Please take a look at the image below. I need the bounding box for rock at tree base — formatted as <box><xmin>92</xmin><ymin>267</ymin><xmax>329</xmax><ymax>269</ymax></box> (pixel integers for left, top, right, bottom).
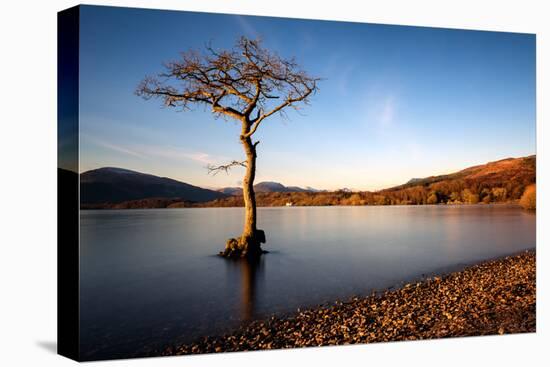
<box><xmin>219</xmin><ymin>230</ymin><xmax>267</xmax><ymax>259</ymax></box>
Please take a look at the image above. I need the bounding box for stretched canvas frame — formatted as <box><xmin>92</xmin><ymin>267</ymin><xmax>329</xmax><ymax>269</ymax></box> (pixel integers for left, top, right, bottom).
<box><xmin>58</xmin><ymin>4</ymin><xmax>536</xmax><ymax>362</ymax></box>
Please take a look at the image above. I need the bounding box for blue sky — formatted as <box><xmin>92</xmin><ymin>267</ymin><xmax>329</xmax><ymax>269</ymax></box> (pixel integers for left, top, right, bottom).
<box><xmin>78</xmin><ymin>5</ymin><xmax>535</xmax><ymax>190</ymax></box>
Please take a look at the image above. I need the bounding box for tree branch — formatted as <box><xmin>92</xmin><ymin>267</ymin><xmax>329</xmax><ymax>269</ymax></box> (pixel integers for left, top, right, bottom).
<box><xmin>207</xmin><ymin>160</ymin><xmax>247</xmax><ymax>175</ymax></box>
<box><xmin>137</xmin><ymin>36</ymin><xmax>320</xmax><ymax>136</ymax></box>
<box><xmin>211</xmin><ymin>91</ymin><xmax>244</xmax><ymax>119</ymax></box>
<box><xmin>244</xmin><ymin>80</ymin><xmax>316</xmax><ymax>138</ymax></box>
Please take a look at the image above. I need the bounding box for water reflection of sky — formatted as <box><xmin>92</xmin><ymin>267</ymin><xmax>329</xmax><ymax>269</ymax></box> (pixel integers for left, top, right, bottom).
<box><xmin>79</xmin><ymin>205</ymin><xmax>535</xmax><ymax>360</ymax></box>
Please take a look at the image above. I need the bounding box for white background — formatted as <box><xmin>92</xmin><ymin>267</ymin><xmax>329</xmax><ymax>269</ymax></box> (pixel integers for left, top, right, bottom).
<box><xmin>0</xmin><ymin>0</ymin><xmax>548</xmax><ymax>366</ymax></box>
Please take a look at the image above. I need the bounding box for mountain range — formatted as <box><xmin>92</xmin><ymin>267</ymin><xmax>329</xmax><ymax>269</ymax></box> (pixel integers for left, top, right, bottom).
<box><xmin>388</xmin><ymin>155</ymin><xmax>535</xmax><ymax>192</ymax></box>
<box><xmin>80</xmin><ymin>167</ymin><xmax>228</xmax><ymax>204</ymax></box>
<box><xmin>80</xmin><ymin>167</ymin><xmax>322</xmax><ymax>206</ymax></box>
<box><xmin>218</xmin><ymin>182</ymin><xmax>325</xmax><ymax>196</ymax></box>
<box><xmin>79</xmin><ymin>155</ymin><xmax>535</xmax><ymax>208</ymax></box>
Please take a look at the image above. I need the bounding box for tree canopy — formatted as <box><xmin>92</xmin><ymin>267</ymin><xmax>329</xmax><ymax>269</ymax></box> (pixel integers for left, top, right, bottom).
<box><xmin>137</xmin><ymin>37</ymin><xmax>319</xmax><ymax>139</ymax></box>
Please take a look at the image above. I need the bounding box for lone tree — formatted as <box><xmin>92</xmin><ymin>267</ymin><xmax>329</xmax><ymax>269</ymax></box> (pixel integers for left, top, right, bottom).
<box><xmin>137</xmin><ymin>37</ymin><xmax>319</xmax><ymax>259</ymax></box>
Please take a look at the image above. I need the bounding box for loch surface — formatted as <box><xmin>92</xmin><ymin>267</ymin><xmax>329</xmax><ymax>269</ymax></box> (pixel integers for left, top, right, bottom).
<box><xmin>79</xmin><ymin>205</ymin><xmax>535</xmax><ymax>359</ymax></box>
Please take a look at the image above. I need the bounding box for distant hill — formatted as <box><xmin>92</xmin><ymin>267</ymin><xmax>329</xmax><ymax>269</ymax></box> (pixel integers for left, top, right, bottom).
<box><xmin>255</xmin><ymin>181</ymin><xmax>303</xmax><ymax>193</ymax></box>
<box><xmin>80</xmin><ymin>167</ymin><xmax>228</xmax><ymax>205</ymax></box>
<box><xmin>219</xmin><ymin>181</ymin><xmax>322</xmax><ymax>196</ymax></box>
<box><xmin>337</xmin><ymin>188</ymin><xmax>354</xmax><ymax>193</ymax></box>
<box><xmin>392</xmin><ymin>155</ymin><xmax>536</xmax><ymax>192</ymax></box>
<box><xmin>304</xmin><ymin>186</ymin><xmax>325</xmax><ymax>193</ymax></box>
<box><xmin>217</xmin><ymin>187</ymin><xmax>243</xmax><ymax>196</ymax></box>
<box><xmin>377</xmin><ymin>155</ymin><xmax>536</xmax><ymax>205</ymax></box>
<box><xmin>198</xmin><ymin>155</ymin><xmax>535</xmax><ymax>207</ymax></box>
<box><xmin>79</xmin><ymin>155</ymin><xmax>535</xmax><ymax>209</ymax></box>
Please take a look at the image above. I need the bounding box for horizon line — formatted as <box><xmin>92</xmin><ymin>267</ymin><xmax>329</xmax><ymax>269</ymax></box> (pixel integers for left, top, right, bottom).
<box><xmin>70</xmin><ymin>153</ymin><xmax>536</xmax><ymax>193</ymax></box>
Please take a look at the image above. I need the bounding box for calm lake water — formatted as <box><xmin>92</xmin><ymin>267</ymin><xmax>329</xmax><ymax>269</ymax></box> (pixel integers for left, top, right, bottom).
<box><xmin>80</xmin><ymin>205</ymin><xmax>535</xmax><ymax>360</ymax></box>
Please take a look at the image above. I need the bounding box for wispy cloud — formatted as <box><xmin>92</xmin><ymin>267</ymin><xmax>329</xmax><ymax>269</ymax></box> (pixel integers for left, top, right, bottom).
<box><xmin>235</xmin><ymin>15</ymin><xmax>260</xmax><ymax>39</ymax></box>
<box><xmin>146</xmin><ymin>146</ymin><xmax>227</xmax><ymax>166</ymax></box>
<box><xmin>184</xmin><ymin>152</ymin><xmax>216</xmax><ymax>165</ymax></box>
<box><xmin>85</xmin><ymin>135</ymin><xmax>145</xmax><ymax>158</ymax></box>
<box><xmin>379</xmin><ymin>96</ymin><xmax>395</xmax><ymax>127</ymax></box>
<box><xmin>323</xmin><ymin>54</ymin><xmax>357</xmax><ymax>97</ymax></box>
<box><xmin>84</xmin><ymin>134</ymin><xmax>230</xmax><ymax>166</ymax></box>
<box><xmin>360</xmin><ymin>91</ymin><xmax>399</xmax><ymax>133</ymax></box>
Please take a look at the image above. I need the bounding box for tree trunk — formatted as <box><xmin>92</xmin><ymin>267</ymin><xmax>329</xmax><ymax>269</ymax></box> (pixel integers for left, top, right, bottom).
<box><xmin>219</xmin><ymin>124</ymin><xmax>266</xmax><ymax>258</ymax></box>
<box><xmin>241</xmin><ymin>135</ymin><xmax>258</xmax><ymax>242</ymax></box>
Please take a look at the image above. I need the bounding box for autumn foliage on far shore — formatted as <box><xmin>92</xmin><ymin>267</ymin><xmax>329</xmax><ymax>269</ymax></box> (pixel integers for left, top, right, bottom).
<box><xmin>195</xmin><ymin>155</ymin><xmax>536</xmax><ymax>208</ymax></box>
<box><xmin>81</xmin><ymin>155</ymin><xmax>536</xmax><ymax>210</ymax></box>
<box><xmin>520</xmin><ymin>184</ymin><xmax>536</xmax><ymax>210</ymax></box>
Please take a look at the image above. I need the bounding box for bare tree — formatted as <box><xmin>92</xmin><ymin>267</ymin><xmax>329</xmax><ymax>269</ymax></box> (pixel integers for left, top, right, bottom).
<box><xmin>137</xmin><ymin>37</ymin><xmax>319</xmax><ymax>258</ymax></box>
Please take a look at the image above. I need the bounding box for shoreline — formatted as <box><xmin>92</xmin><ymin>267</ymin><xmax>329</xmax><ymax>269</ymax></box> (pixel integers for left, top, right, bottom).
<box><xmin>161</xmin><ymin>250</ymin><xmax>536</xmax><ymax>356</ymax></box>
<box><xmin>81</xmin><ymin>201</ymin><xmax>524</xmax><ymax>210</ymax></box>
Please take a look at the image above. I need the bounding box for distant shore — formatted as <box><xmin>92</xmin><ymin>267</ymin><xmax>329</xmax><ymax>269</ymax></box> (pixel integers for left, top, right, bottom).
<box><xmin>81</xmin><ymin>199</ymin><xmax>523</xmax><ymax>210</ymax></box>
<box><xmin>161</xmin><ymin>250</ymin><xmax>535</xmax><ymax>355</ymax></box>
<box><xmin>79</xmin><ymin>155</ymin><xmax>536</xmax><ymax>210</ymax></box>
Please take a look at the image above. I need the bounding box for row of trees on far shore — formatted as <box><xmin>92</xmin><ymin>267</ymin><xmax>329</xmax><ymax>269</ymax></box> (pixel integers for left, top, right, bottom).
<box><xmin>376</xmin><ymin>179</ymin><xmax>531</xmax><ymax>206</ymax></box>
<box><xmin>519</xmin><ymin>184</ymin><xmax>536</xmax><ymax>210</ymax></box>
<box><xmin>80</xmin><ymin>155</ymin><xmax>536</xmax><ymax>210</ymax></box>
<box><xmin>198</xmin><ymin>179</ymin><xmax>535</xmax><ymax>208</ymax></box>
<box><xmin>81</xmin><ymin>181</ymin><xmax>536</xmax><ymax>210</ymax></box>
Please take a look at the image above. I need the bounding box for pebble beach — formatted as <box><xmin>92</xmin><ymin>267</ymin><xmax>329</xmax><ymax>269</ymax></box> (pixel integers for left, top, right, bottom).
<box><xmin>163</xmin><ymin>250</ymin><xmax>535</xmax><ymax>355</ymax></box>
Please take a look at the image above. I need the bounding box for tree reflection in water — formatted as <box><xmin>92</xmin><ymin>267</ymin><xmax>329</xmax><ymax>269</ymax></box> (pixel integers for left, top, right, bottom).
<box><xmin>225</xmin><ymin>256</ymin><xmax>265</xmax><ymax>322</ymax></box>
